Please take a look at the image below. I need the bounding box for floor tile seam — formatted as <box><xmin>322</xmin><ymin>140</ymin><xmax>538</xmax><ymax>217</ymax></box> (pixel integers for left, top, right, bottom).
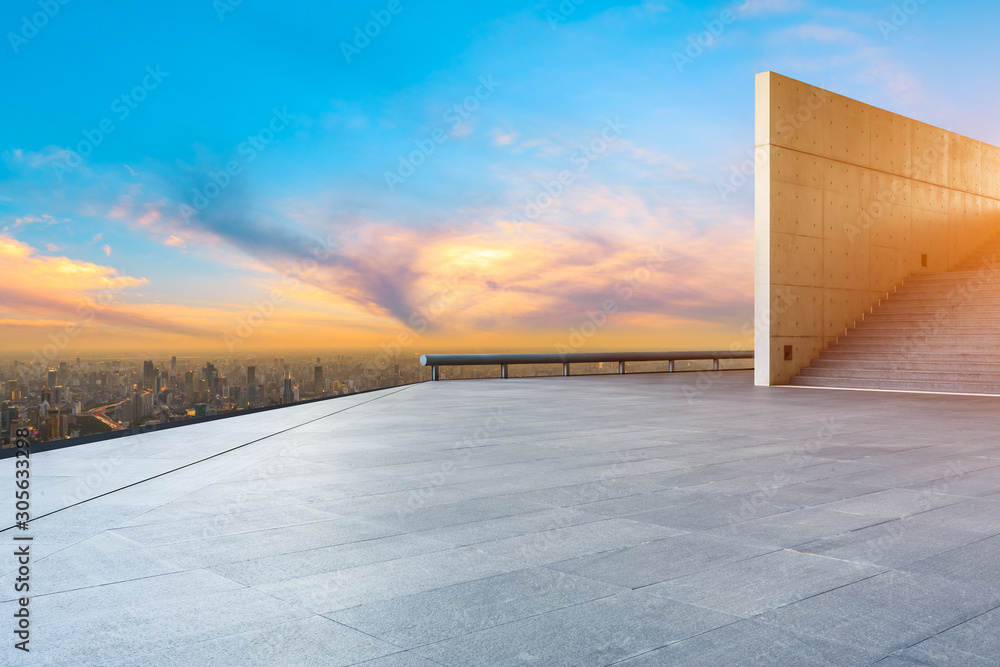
<box><xmin>121</xmin><ymin>604</ymin><xmax>402</xmax><ymax>662</ymax></box>
<box><xmin>860</xmin><ymin>495</ymin><xmax>1000</xmax><ymax>530</ymax></box>
<box><xmin>596</xmin><ymin>546</ymin><xmax>788</xmax><ymax>592</ymax></box>
<box><xmin>345</xmin><ymin>651</ymin><xmax>451</xmax><ymax>667</ymax></box>
<box><xmin>891</xmin><ymin>532</ymin><xmax>1000</xmax><ymax>582</ymax></box>
<box><xmin>363</xmin><ymin>452</ymin><xmax>691</xmax><ymax>479</ymax></box>
<box><xmin>108</xmin><ymin>512</ymin><xmax>386</xmax><ymax>549</ymax></box>
<box><xmin>776</xmin><ymin>517</ymin><xmax>902</xmax><ymax>551</ymax></box>
<box><xmin>339</xmin><ymin>501</ymin><xmax>567</xmax><ymax>532</ymax></box>
<box><xmin>884</xmin><ymin>599</ymin><xmax>1000</xmax><ymax>662</ymax></box>
<box><xmin>462</xmin><ymin>516</ymin><xmax>687</xmax><ymax>555</ymax></box>
<box><xmin>408</xmin><ymin>512</ymin><xmax>612</xmax><ymax>547</ymax></box>
<box><xmin>0</xmin><ymin>525</ymin><xmax>166</xmax><ymax>579</ymax></box>
<box><xmin>0</xmin><ymin>386</ymin><xmax>416</xmax><ymax>536</ymax></box>
<box><xmin>801</xmin><ymin>491</ymin><xmax>978</xmax><ymax>519</ymax></box>
<box><xmin>746</xmin><ymin>570</ymin><xmax>899</xmax><ymax>630</ymax></box>
<box><xmin>144</xmin><ymin>528</ymin><xmax>460</xmax><ymax>571</ymax></box>
<box><xmin>600</xmin><ymin>618</ymin><xmax>765</xmax><ymax>666</ymax></box>
<box><xmin>7</xmin><ymin>566</ymin><xmax>252</xmax><ymax>618</ymax></box>
<box><xmin>357</xmin><ymin>586</ymin><xmax>631</xmax><ymax>654</ymax></box>
<box><xmin>630</xmin><ymin>545</ymin><xmax>865</xmax><ymax>595</ymax></box>
<box><xmin>219</xmin><ymin>538</ymin><xmax>524</xmax><ymax>588</ymax></box>
<box><xmin>117</xmin><ymin>502</ymin><xmax>347</xmax><ymax>532</ymax></box>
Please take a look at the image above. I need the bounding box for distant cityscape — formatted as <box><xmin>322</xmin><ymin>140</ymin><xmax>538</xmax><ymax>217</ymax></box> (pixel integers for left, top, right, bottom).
<box><xmin>0</xmin><ymin>353</ymin><xmax>753</xmax><ymax>447</ymax></box>
<box><xmin>0</xmin><ymin>353</ymin><xmax>437</xmax><ymax>447</ymax></box>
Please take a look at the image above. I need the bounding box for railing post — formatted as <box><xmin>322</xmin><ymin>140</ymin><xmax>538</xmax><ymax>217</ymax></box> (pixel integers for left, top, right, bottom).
<box><xmin>713</xmin><ymin>358</ymin><xmax>719</xmax><ymax>372</ymax></box>
<box><xmin>432</xmin><ymin>366</ymin><xmax>439</xmax><ymax>381</ymax></box>
<box><xmin>501</xmin><ymin>364</ymin><xmax>508</xmax><ymax>379</ymax></box>
<box><xmin>563</xmin><ymin>363</ymin><xmax>570</xmax><ymax>376</ymax></box>
<box><xmin>619</xmin><ymin>361</ymin><xmax>625</xmax><ymax>374</ymax></box>
<box><xmin>668</xmin><ymin>360</ymin><xmax>674</xmax><ymax>372</ymax></box>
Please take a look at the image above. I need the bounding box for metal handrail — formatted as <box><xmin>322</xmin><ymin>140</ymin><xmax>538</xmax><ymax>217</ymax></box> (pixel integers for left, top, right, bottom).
<box><xmin>419</xmin><ymin>351</ymin><xmax>753</xmax><ymax>381</ymax></box>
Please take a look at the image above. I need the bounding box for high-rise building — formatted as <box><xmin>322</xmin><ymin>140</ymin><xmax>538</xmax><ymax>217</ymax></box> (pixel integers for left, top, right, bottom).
<box><xmin>314</xmin><ymin>366</ymin><xmax>324</xmax><ymax>392</ymax></box>
<box><xmin>47</xmin><ymin>369</ymin><xmax>57</xmax><ymax>389</ymax></box>
<box><xmin>143</xmin><ymin>360</ymin><xmax>155</xmax><ymax>390</ymax></box>
<box><xmin>282</xmin><ymin>377</ymin><xmax>295</xmax><ymax>405</ymax></box>
<box><xmin>247</xmin><ymin>366</ymin><xmax>256</xmax><ymax>387</ymax></box>
<box><xmin>170</xmin><ymin>356</ymin><xmax>177</xmax><ymax>373</ymax></box>
<box><xmin>184</xmin><ymin>371</ymin><xmax>196</xmax><ymax>397</ymax></box>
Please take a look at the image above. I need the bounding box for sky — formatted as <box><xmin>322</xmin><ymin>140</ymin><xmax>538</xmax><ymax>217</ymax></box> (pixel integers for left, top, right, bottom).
<box><xmin>2</xmin><ymin>0</ymin><xmax>998</xmax><ymax>359</ymax></box>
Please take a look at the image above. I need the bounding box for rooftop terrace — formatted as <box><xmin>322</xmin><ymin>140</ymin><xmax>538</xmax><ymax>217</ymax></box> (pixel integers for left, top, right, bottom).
<box><xmin>4</xmin><ymin>370</ymin><xmax>1000</xmax><ymax>665</ymax></box>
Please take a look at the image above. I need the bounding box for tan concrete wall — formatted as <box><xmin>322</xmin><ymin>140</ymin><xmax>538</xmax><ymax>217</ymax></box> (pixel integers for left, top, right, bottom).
<box><xmin>755</xmin><ymin>71</ymin><xmax>1000</xmax><ymax>385</ymax></box>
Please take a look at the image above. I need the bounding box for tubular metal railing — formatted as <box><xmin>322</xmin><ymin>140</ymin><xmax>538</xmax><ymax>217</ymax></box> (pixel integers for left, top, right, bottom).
<box><xmin>419</xmin><ymin>351</ymin><xmax>753</xmax><ymax>381</ymax></box>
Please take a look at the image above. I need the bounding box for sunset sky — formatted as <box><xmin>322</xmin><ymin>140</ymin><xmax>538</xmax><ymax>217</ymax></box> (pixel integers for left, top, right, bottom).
<box><xmin>2</xmin><ymin>0</ymin><xmax>997</xmax><ymax>357</ymax></box>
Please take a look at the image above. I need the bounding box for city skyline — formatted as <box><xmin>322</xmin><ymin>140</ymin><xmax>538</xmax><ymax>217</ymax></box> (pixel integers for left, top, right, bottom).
<box><xmin>4</xmin><ymin>1</ymin><xmax>999</xmax><ymax>357</ymax></box>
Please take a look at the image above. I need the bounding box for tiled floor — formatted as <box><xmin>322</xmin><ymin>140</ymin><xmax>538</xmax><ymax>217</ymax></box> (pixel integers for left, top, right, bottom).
<box><xmin>3</xmin><ymin>371</ymin><xmax>1000</xmax><ymax>665</ymax></box>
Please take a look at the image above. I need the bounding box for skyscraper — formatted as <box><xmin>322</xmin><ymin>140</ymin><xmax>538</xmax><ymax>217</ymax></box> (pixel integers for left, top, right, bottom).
<box><xmin>170</xmin><ymin>356</ymin><xmax>177</xmax><ymax>373</ymax></box>
<box><xmin>314</xmin><ymin>365</ymin><xmax>324</xmax><ymax>392</ymax></box>
<box><xmin>143</xmin><ymin>360</ymin><xmax>155</xmax><ymax>390</ymax></box>
<box><xmin>282</xmin><ymin>377</ymin><xmax>295</xmax><ymax>405</ymax></box>
<box><xmin>247</xmin><ymin>365</ymin><xmax>256</xmax><ymax>387</ymax></box>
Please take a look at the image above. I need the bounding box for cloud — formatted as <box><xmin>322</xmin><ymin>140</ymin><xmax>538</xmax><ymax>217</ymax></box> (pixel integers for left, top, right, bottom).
<box><xmin>737</xmin><ymin>0</ymin><xmax>806</xmax><ymax>17</ymax></box>
<box><xmin>777</xmin><ymin>24</ymin><xmax>860</xmax><ymax>43</ymax></box>
<box><xmin>102</xmin><ymin>244</ymin><xmax>112</xmax><ymax>256</ymax></box>
<box><xmin>494</xmin><ymin>130</ymin><xmax>517</xmax><ymax>146</ymax></box>
<box><xmin>0</xmin><ymin>235</ymin><xmax>214</xmax><ymax>342</ymax></box>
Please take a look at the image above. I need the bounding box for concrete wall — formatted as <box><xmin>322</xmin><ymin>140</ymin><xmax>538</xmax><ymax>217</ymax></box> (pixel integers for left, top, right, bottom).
<box><xmin>755</xmin><ymin>71</ymin><xmax>1000</xmax><ymax>385</ymax></box>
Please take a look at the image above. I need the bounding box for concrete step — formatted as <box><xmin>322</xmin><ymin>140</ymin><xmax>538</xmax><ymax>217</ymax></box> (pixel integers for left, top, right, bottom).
<box><xmin>842</xmin><ymin>336</ymin><xmax>1000</xmax><ymax>345</ymax></box>
<box><xmin>797</xmin><ymin>367</ymin><xmax>1000</xmax><ymax>382</ymax></box>
<box><xmin>810</xmin><ymin>359</ymin><xmax>1000</xmax><ymax>373</ymax></box>
<box><xmin>887</xmin><ymin>287</ymin><xmax>1000</xmax><ymax>298</ymax></box>
<box><xmin>869</xmin><ymin>305</ymin><xmax>994</xmax><ymax>313</ymax></box>
<box><xmin>789</xmin><ymin>234</ymin><xmax>1000</xmax><ymax>393</ymax></box>
<box><xmin>789</xmin><ymin>375</ymin><xmax>1000</xmax><ymax>393</ymax></box>
<box><xmin>828</xmin><ymin>343</ymin><xmax>1000</xmax><ymax>354</ymax></box>
<box><xmin>903</xmin><ymin>272</ymin><xmax>1000</xmax><ymax>284</ymax></box>
<box><xmin>855</xmin><ymin>321</ymin><xmax>1000</xmax><ymax>331</ymax></box>
<box><xmin>859</xmin><ymin>315</ymin><xmax>1000</xmax><ymax>325</ymax></box>
<box><xmin>820</xmin><ymin>350</ymin><xmax>994</xmax><ymax>362</ymax></box>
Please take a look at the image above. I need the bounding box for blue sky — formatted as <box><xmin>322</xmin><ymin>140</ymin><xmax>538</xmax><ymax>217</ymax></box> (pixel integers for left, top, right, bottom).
<box><xmin>1</xmin><ymin>0</ymin><xmax>996</xmax><ymax>355</ymax></box>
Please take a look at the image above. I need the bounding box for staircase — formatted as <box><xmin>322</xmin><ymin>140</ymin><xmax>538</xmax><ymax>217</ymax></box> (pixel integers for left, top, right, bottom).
<box><xmin>791</xmin><ymin>235</ymin><xmax>1000</xmax><ymax>394</ymax></box>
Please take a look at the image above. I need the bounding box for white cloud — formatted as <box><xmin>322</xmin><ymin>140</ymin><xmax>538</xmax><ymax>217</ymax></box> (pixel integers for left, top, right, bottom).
<box><xmin>737</xmin><ymin>0</ymin><xmax>806</xmax><ymax>17</ymax></box>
